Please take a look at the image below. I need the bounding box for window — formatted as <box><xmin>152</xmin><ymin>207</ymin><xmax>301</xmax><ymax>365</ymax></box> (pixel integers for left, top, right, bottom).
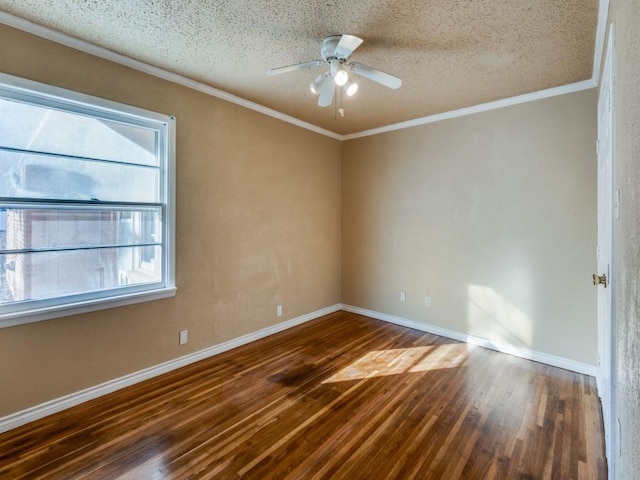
<box><xmin>0</xmin><ymin>73</ymin><xmax>176</xmax><ymax>328</ymax></box>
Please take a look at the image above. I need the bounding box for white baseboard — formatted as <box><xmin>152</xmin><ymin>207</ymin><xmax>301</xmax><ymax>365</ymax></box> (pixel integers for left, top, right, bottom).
<box><xmin>0</xmin><ymin>304</ymin><xmax>341</xmax><ymax>434</ymax></box>
<box><xmin>1</xmin><ymin>303</ymin><xmax>595</xmax><ymax>434</ymax></box>
<box><xmin>341</xmin><ymin>304</ymin><xmax>597</xmax><ymax>377</ymax></box>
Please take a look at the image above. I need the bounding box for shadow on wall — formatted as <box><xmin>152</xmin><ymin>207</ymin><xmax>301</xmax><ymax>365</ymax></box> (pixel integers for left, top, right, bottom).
<box><xmin>467</xmin><ymin>284</ymin><xmax>533</xmax><ymax>350</ymax></box>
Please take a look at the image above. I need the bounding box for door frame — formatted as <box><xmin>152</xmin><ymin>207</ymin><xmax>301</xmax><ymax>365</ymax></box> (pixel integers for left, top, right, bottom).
<box><xmin>596</xmin><ymin>24</ymin><xmax>615</xmax><ymax>478</ymax></box>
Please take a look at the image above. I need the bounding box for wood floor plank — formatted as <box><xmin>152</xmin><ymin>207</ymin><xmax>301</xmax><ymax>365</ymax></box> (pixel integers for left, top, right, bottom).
<box><xmin>0</xmin><ymin>311</ymin><xmax>607</xmax><ymax>479</ymax></box>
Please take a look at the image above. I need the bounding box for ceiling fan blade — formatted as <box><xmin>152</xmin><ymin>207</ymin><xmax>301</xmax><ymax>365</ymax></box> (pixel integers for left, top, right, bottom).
<box><xmin>334</xmin><ymin>34</ymin><xmax>363</xmax><ymax>58</ymax></box>
<box><xmin>267</xmin><ymin>60</ymin><xmax>323</xmax><ymax>76</ymax></box>
<box><xmin>349</xmin><ymin>62</ymin><xmax>402</xmax><ymax>89</ymax></box>
<box><xmin>318</xmin><ymin>76</ymin><xmax>335</xmax><ymax>107</ymax></box>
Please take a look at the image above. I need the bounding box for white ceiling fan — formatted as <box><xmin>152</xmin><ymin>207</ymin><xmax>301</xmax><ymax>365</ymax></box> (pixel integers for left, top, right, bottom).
<box><xmin>267</xmin><ymin>34</ymin><xmax>402</xmax><ymax>108</ymax></box>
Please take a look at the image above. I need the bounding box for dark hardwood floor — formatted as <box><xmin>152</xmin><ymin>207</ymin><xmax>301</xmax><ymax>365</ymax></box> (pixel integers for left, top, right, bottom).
<box><xmin>0</xmin><ymin>311</ymin><xmax>606</xmax><ymax>479</ymax></box>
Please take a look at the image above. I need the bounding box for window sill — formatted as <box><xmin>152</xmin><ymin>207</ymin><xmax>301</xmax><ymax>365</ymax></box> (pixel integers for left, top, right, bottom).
<box><xmin>0</xmin><ymin>287</ymin><xmax>177</xmax><ymax>329</ymax></box>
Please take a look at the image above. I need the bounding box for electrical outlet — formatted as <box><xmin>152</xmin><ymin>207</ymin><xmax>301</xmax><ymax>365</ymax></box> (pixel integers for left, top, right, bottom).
<box><xmin>277</xmin><ymin>305</ymin><xmax>283</xmax><ymax>317</ymax></box>
<box><xmin>400</xmin><ymin>291</ymin><xmax>406</xmax><ymax>302</ymax></box>
<box><xmin>179</xmin><ymin>330</ymin><xmax>188</xmax><ymax>346</ymax></box>
<box><xmin>425</xmin><ymin>296</ymin><xmax>431</xmax><ymax>307</ymax></box>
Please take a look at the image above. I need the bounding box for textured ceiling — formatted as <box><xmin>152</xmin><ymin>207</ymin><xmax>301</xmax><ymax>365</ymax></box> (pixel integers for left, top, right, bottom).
<box><xmin>0</xmin><ymin>0</ymin><xmax>599</xmax><ymax>135</ymax></box>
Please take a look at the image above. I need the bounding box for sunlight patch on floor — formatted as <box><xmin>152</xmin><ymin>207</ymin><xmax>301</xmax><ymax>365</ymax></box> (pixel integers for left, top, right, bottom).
<box><xmin>323</xmin><ymin>343</ymin><xmax>469</xmax><ymax>383</ymax></box>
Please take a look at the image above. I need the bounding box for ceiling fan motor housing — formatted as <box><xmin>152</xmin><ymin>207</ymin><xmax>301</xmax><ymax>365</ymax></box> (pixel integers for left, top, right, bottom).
<box><xmin>267</xmin><ymin>34</ymin><xmax>401</xmax><ymax>108</ymax></box>
<box><xmin>321</xmin><ymin>35</ymin><xmax>345</xmax><ymax>61</ymax></box>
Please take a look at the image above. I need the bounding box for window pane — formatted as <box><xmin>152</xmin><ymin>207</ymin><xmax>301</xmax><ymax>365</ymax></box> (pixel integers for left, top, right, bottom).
<box><xmin>0</xmin><ymin>74</ymin><xmax>173</xmax><ymax>325</ymax></box>
<box><xmin>0</xmin><ymin>97</ymin><xmax>158</xmax><ymax>166</ymax></box>
<box><xmin>0</xmin><ymin>150</ymin><xmax>159</xmax><ymax>202</ymax></box>
<box><xmin>0</xmin><ymin>207</ymin><xmax>162</xmax><ymax>251</ymax></box>
<box><xmin>1</xmin><ymin>246</ymin><xmax>162</xmax><ymax>304</ymax></box>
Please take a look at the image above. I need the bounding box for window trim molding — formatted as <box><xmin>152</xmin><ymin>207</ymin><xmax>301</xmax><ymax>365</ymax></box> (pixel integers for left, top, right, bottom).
<box><xmin>0</xmin><ymin>72</ymin><xmax>177</xmax><ymax>328</ymax></box>
<box><xmin>0</xmin><ymin>287</ymin><xmax>177</xmax><ymax>328</ymax></box>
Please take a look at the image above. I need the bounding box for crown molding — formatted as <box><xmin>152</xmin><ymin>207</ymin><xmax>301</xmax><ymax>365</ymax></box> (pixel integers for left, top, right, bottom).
<box><xmin>0</xmin><ymin>11</ymin><xmax>342</xmax><ymax>141</ymax></box>
<box><xmin>345</xmin><ymin>0</ymin><xmax>609</xmax><ymax>141</ymax></box>
<box><xmin>592</xmin><ymin>0</ymin><xmax>610</xmax><ymax>86</ymax></box>
<box><xmin>1</xmin><ymin>8</ymin><xmax>605</xmax><ymax>142</ymax></box>
<box><xmin>342</xmin><ymin>79</ymin><xmax>597</xmax><ymax>140</ymax></box>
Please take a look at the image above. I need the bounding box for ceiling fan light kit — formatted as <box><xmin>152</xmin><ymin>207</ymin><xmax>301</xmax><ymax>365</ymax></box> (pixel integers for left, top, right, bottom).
<box><xmin>267</xmin><ymin>34</ymin><xmax>402</xmax><ymax>109</ymax></box>
<box><xmin>309</xmin><ymin>74</ymin><xmax>324</xmax><ymax>94</ymax></box>
<box><xmin>345</xmin><ymin>81</ymin><xmax>358</xmax><ymax>97</ymax></box>
<box><xmin>333</xmin><ymin>64</ymin><xmax>349</xmax><ymax>86</ymax></box>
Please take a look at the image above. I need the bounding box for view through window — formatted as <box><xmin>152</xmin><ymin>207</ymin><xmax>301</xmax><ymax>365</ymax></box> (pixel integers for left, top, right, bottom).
<box><xmin>0</xmin><ymin>74</ymin><xmax>175</xmax><ymax>326</ymax></box>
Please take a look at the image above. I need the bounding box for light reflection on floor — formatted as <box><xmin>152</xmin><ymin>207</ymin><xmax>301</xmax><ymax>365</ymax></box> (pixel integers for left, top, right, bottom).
<box><xmin>119</xmin><ymin>452</ymin><xmax>167</xmax><ymax>479</ymax></box>
<box><xmin>323</xmin><ymin>343</ymin><xmax>470</xmax><ymax>383</ymax></box>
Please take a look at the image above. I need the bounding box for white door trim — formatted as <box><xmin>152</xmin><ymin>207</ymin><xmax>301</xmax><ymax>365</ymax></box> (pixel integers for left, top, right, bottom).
<box><xmin>597</xmin><ymin>24</ymin><xmax>615</xmax><ymax>479</ymax></box>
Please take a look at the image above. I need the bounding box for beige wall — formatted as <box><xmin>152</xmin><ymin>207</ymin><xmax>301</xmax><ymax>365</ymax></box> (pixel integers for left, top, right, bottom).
<box><xmin>342</xmin><ymin>90</ymin><xmax>597</xmax><ymax>364</ymax></box>
<box><xmin>608</xmin><ymin>0</ymin><xmax>640</xmax><ymax>477</ymax></box>
<box><xmin>0</xmin><ymin>23</ymin><xmax>602</xmax><ymax>421</ymax></box>
<box><xmin>0</xmin><ymin>25</ymin><xmax>342</xmax><ymax>416</ymax></box>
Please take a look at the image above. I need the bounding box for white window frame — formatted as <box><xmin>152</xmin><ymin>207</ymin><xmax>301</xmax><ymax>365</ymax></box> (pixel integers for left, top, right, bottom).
<box><xmin>0</xmin><ymin>72</ymin><xmax>176</xmax><ymax>328</ymax></box>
